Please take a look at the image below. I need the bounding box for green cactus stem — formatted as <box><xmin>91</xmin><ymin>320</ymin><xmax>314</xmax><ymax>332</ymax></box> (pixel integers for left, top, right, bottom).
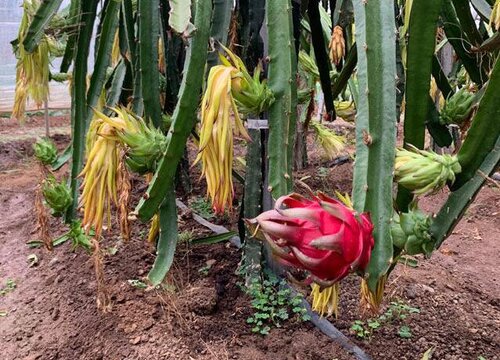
<box><xmin>206</xmin><ymin>0</ymin><xmax>233</xmax><ymax>71</ymax></box>
<box><xmin>403</xmin><ymin>0</ymin><xmax>443</xmax><ymax>150</ymax></box>
<box><xmin>441</xmin><ymin>0</ymin><xmax>487</xmax><ymax>85</ymax></box>
<box><xmin>431</xmin><ymin>136</ymin><xmax>500</xmax><ymax>248</ymax></box>
<box><xmin>147</xmin><ymin>190</ymin><xmax>178</xmax><ymax>286</ymax></box>
<box><xmin>453</xmin><ymin>55</ymin><xmax>500</xmax><ymax>189</ymax></box>
<box><xmin>60</xmin><ymin>0</ymin><xmax>80</xmax><ymax>73</ymax></box>
<box><xmin>139</xmin><ymin>0</ymin><xmax>162</xmax><ymax>127</ymax></box>
<box><xmin>243</xmin><ymin>129</ymin><xmax>263</xmax><ymax>286</ymax></box>
<box><xmin>22</xmin><ymin>0</ymin><xmax>64</xmax><ymax>53</ymax></box>
<box><xmin>266</xmin><ymin>0</ymin><xmax>297</xmax><ymax>199</ymax></box>
<box><xmin>307</xmin><ymin>0</ymin><xmax>335</xmax><ymax>121</ymax></box>
<box><xmin>134</xmin><ymin>0</ymin><xmax>212</xmax><ymax>222</ymax></box>
<box><xmin>352</xmin><ymin>0</ymin><xmax>397</xmax><ymax>292</ymax></box>
<box><xmin>66</xmin><ymin>0</ymin><xmax>99</xmax><ymax>221</ymax></box>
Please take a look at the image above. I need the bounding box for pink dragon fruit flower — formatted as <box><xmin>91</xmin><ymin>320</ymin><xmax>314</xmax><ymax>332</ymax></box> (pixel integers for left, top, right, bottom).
<box><xmin>248</xmin><ymin>192</ymin><xmax>374</xmax><ymax>287</ymax></box>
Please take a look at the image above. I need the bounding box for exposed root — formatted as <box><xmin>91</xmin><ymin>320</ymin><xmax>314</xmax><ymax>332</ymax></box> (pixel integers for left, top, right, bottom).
<box><xmin>92</xmin><ymin>238</ymin><xmax>112</xmax><ymax>313</ymax></box>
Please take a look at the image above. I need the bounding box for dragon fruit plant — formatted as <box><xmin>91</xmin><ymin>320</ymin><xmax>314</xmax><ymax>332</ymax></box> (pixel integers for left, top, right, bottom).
<box><xmin>17</xmin><ymin>0</ymin><xmax>500</xmax><ymax>324</ymax></box>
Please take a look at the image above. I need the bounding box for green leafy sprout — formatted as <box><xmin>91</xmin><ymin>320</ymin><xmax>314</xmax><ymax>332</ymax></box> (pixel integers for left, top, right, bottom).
<box><xmin>350</xmin><ymin>300</ymin><xmax>420</xmax><ymax>339</ymax></box>
<box><xmin>0</xmin><ymin>279</ymin><xmax>17</xmax><ymax>296</ymax></box>
<box><xmin>190</xmin><ymin>197</ymin><xmax>216</xmax><ymax>220</ymax></box>
<box><xmin>242</xmin><ymin>269</ymin><xmax>310</xmax><ymax>335</ymax></box>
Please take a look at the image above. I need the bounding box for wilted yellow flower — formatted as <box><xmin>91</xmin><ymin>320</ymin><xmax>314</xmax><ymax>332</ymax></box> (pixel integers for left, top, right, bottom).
<box><xmin>310</xmin><ymin>120</ymin><xmax>345</xmax><ymax>160</ymax></box>
<box><xmin>360</xmin><ymin>276</ymin><xmax>386</xmax><ymax>315</ymax></box>
<box><xmin>311</xmin><ymin>283</ymin><xmax>340</xmax><ymax>317</ymax></box>
<box><xmin>79</xmin><ymin>119</ymin><xmax>121</xmax><ymax>237</ymax></box>
<box><xmin>194</xmin><ymin>65</ymin><xmax>250</xmax><ymax>214</ymax></box>
<box><xmin>194</xmin><ymin>46</ymin><xmax>274</xmax><ymax>213</ymax></box>
<box><xmin>12</xmin><ymin>0</ymin><xmax>50</xmax><ymax>121</ymax></box>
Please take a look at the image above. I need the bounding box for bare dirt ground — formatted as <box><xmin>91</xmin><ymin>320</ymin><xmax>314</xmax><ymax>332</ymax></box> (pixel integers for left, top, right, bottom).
<box><xmin>0</xmin><ymin>116</ymin><xmax>499</xmax><ymax>360</ymax></box>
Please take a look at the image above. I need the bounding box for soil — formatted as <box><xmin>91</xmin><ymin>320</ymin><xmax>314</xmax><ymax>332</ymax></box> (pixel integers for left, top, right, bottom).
<box><xmin>0</xmin><ymin>116</ymin><xmax>499</xmax><ymax>360</ymax></box>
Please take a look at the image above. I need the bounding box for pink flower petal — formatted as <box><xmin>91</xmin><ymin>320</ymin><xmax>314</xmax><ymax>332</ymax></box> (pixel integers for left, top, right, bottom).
<box><xmin>309</xmin><ymin>224</ymin><xmax>345</xmax><ymax>252</ymax></box>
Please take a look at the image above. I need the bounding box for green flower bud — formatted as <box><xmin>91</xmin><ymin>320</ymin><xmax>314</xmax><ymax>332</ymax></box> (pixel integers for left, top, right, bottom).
<box><xmin>391</xmin><ymin>208</ymin><xmax>434</xmax><ymax>256</ymax></box>
<box><xmin>391</xmin><ymin>213</ymin><xmax>407</xmax><ymax>249</ymax></box>
<box><xmin>33</xmin><ymin>138</ymin><xmax>58</xmax><ymax>166</ymax></box>
<box><xmin>440</xmin><ymin>88</ymin><xmax>475</xmax><ymax>125</ymax></box>
<box><xmin>394</xmin><ymin>145</ymin><xmax>461</xmax><ymax>195</ymax></box>
<box><xmin>94</xmin><ymin>107</ymin><xmax>169</xmax><ymax>175</ymax></box>
<box><xmin>232</xmin><ymin>62</ymin><xmax>275</xmax><ymax>116</ymax></box>
<box><xmin>119</xmin><ymin>125</ymin><xmax>168</xmax><ymax>175</ymax></box>
<box><xmin>42</xmin><ymin>175</ymin><xmax>72</xmax><ymax>217</ymax></box>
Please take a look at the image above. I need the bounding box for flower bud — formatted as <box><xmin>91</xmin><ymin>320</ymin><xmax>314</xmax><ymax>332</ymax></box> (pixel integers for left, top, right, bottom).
<box><xmin>33</xmin><ymin>138</ymin><xmax>58</xmax><ymax>166</ymax></box>
<box><xmin>392</xmin><ymin>208</ymin><xmax>434</xmax><ymax>256</ymax></box>
<box><xmin>42</xmin><ymin>175</ymin><xmax>72</xmax><ymax>217</ymax></box>
<box><xmin>394</xmin><ymin>145</ymin><xmax>461</xmax><ymax>195</ymax></box>
<box><xmin>440</xmin><ymin>88</ymin><xmax>475</xmax><ymax>125</ymax></box>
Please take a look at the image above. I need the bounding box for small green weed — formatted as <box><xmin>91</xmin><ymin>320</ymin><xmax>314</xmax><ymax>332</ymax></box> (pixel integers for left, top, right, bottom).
<box><xmin>380</xmin><ymin>301</ymin><xmax>420</xmax><ymax>321</ymax></box>
<box><xmin>244</xmin><ymin>270</ymin><xmax>310</xmax><ymax>335</ymax></box>
<box><xmin>317</xmin><ymin>167</ymin><xmax>330</xmax><ymax>178</ymax></box>
<box><xmin>178</xmin><ymin>230</ymin><xmax>195</xmax><ymax>243</ymax></box>
<box><xmin>350</xmin><ymin>319</ymin><xmax>381</xmax><ymax>338</ymax></box>
<box><xmin>351</xmin><ymin>320</ymin><xmax>370</xmax><ymax>338</ymax></box>
<box><xmin>0</xmin><ymin>279</ymin><xmax>16</xmax><ymax>296</ymax></box>
<box><xmin>127</xmin><ymin>279</ymin><xmax>148</xmax><ymax>289</ymax></box>
<box><xmin>398</xmin><ymin>325</ymin><xmax>412</xmax><ymax>338</ymax></box>
<box><xmin>350</xmin><ymin>300</ymin><xmax>420</xmax><ymax>339</ymax></box>
<box><xmin>190</xmin><ymin>197</ymin><xmax>215</xmax><ymax>220</ymax></box>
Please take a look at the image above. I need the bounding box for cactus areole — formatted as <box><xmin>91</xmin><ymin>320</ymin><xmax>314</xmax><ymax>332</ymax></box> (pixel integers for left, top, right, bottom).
<box><xmin>248</xmin><ymin>193</ymin><xmax>374</xmax><ymax>287</ymax></box>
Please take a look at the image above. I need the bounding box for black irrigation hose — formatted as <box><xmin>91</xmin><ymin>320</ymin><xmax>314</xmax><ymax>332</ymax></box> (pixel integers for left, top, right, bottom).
<box><xmin>286</xmin><ymin>284</ymin><xmax>372</xmax><ymax>360</ymax></box>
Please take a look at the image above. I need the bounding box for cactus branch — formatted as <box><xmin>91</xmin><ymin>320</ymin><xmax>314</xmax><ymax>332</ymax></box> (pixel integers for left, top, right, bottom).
<box><xmin>134</xmin><ymin>0</ymin><xmax>212</xmax><ymax>222</ymax></box>
<box><xmin>139</xmin><ymin>0</ymin><xmax>162</xmax><ymax>127</ymax></box>
<box><xmin>23</xmin><ymin>0</ymin><xmax>64</xmax><ymax>53</ymax></box>
<box><xmin>267</xmin><ymin>0</ymin><xmax>297</xmax><ymax>198</ymax></box>
<box><xmin>453</xmin><ymin>55</ymin><xmax>500</xmax><ymax>188</ymax></box>
<box><xmin>307</xmin><ymin>0</ymin><xmax>335</xmax><ymax>121</ymax></box>
<box><xmin>431</xmin><ymin>136</ymin><xmax>500</xmax><ymax>248</ymax></box>
<box><xmin>352</xmin><ymin>0</ymin><xmax>397</xmax><ymax>291</ymax></box>
<box><xmin>66</xmin><ymin>0</ymin><xmax>99</xmax><ymax>221</ymax></box>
